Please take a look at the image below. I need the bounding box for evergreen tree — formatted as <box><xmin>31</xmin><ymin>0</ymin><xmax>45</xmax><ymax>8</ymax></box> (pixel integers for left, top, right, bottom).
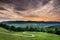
<box><xmin>10</xmin><ymin>26</ymin><xmax>16</xmax><ymax>32</ymax></box>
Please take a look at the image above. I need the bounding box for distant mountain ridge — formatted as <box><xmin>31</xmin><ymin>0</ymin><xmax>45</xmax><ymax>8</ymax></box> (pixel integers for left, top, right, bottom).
<box><xmin>1</xmin><ymin>21</ymin><xmax>60</xmax><ymax>24</ymax></box>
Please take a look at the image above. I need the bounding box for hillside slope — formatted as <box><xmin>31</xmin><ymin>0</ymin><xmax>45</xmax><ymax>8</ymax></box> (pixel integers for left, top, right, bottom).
<box><xmin>0</xmin><ymin>28</ymin><xmax>60</xmax><ymax>40</ymax></box>
<box><xmin>0</xmin><ymin>27</ymin><xmax>9</xmax><ymax>32</ymax></box>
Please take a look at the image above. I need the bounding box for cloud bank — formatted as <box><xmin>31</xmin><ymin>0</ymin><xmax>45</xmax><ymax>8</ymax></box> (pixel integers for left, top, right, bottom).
<box><xmin>0</xmin><ymin>0</ymin><xmax>60</xmax><ymax>21</ymax></box>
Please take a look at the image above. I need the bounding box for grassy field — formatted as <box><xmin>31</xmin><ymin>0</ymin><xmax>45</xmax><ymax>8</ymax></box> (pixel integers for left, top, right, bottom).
<box><xmin>0</xmin><ymin>27</ymin><xmax>60</xmax><ymax>40</ymax></box>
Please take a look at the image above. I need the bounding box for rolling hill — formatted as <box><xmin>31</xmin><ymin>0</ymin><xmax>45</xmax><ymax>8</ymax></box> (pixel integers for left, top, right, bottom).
<box><xmin>0</xmin><ymin>27</ymin><xmax>60</xmax><ymax>40</ymax></box>
<box><xmin>0</xmin><ymin>27</ymin><xmax>9</xmax><ymax>32</ymax></box>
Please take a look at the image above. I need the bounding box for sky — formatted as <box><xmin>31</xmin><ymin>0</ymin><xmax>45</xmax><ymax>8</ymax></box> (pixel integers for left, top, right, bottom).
<box><xmin>0</xmin><ymin>0</ymin><xmax>60</xmax><ymax>21</ymax></box>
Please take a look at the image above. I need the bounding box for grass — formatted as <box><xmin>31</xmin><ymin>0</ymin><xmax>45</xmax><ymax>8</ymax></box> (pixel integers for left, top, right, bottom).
<box><xmin>0</xmin><ymin>27</ymin><xmax>9</xmax><ymax>32</ymax></box>
<box><xmin>0</xmin><ymin>27</ymin><xmax>60</xmax><ymax>40</ymax></box>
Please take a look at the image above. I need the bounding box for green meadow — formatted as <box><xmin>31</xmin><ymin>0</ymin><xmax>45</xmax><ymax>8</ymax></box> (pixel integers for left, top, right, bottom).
<box><xmin>0</xmin><ymin>27</ymin><xmax>60</xmax><ymax>40</ymax></box>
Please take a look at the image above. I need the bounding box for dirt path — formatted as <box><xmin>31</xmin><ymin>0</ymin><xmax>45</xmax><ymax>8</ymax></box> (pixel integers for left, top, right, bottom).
<box><xmin>22</xmin><ymin>32</ymin><xmax>35</xmax><ymax>37</ymax></box>
<box><xmin>0</xmin><ymin>32</ymin><xmax>35</xmax><ymax>37</ymax></box>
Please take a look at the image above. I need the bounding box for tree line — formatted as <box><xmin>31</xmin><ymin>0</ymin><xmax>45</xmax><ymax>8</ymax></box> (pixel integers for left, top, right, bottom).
<box><xmin>0</xmin><ymin>23</ymin><xmax>60</xmax><ymax>35</ymax></box>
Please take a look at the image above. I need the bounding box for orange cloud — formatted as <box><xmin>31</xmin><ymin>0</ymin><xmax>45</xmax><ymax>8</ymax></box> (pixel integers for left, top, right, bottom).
<box><xmin>23</xmin><ymin>17</ymin><xmax>60</xmax><ymax>21</ymax></box>
<box><xmin>0</xmin><ymin>0</ymin><xmax>60</xmax><ymax>22</ymax></box>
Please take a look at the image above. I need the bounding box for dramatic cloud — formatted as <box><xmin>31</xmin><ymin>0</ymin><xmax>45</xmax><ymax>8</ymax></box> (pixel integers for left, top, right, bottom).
<box><xmin>0</xmin><ymin>0</ymin><xmax>60</xmax><ymax>21</ymax></box>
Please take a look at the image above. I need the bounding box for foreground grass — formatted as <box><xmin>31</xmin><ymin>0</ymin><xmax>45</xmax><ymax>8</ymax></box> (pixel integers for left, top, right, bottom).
<box><xmin>0</xmin><ymin>28</ymin><xmax>60</xmax><ymax>40</ymax></box>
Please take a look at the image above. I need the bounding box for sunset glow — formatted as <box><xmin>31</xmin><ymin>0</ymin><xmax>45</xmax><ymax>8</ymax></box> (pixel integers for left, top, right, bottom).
<box><xmin>0</xmin><ymin>0</ymin><xmax>60</xmax><ymax>21</ymax></box>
